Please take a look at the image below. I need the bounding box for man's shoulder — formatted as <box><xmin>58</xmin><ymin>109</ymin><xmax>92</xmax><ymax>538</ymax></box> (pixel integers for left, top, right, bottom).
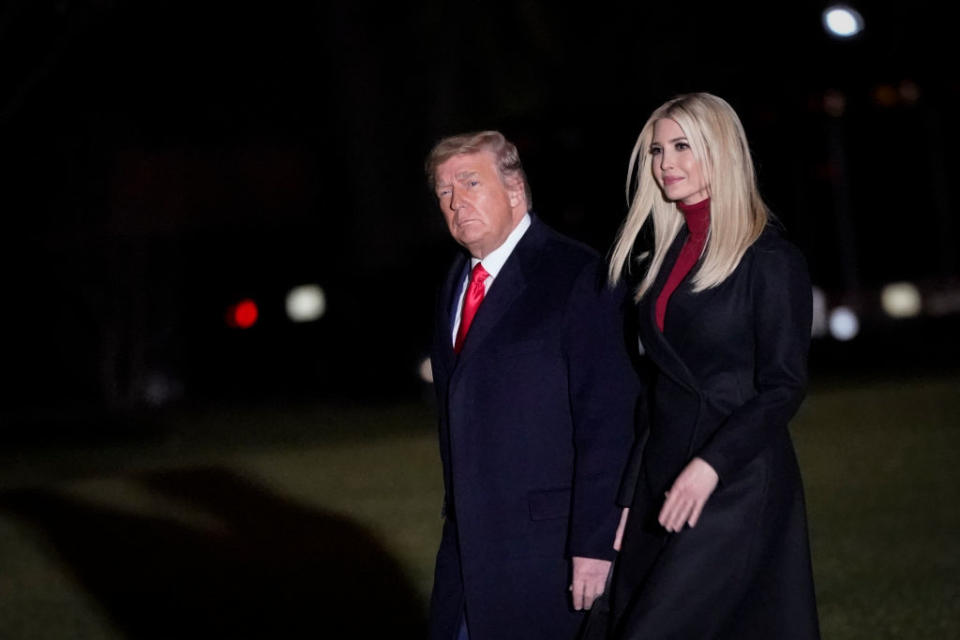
<box><xmin>530</xmin><ymin>216</ymin><xmax>602</xmax><ymax>270</ymax></box>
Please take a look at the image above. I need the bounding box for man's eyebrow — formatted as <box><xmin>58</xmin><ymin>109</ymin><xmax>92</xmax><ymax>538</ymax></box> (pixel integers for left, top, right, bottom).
<box><xmin>436</xmin><ymin>170</ymin><xmax>480</xmax><ymax>190</ymax></box>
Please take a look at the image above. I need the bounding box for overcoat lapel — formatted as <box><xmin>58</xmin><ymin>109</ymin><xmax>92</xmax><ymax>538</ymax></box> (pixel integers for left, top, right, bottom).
<box><xmin>435</xmin><ymin>253</ymin><xmax>468</xmax><ymax>378</ymax></box>
<box><xmin>637</xmin><ymin>228</ymin><xmax>700</xmax><ymax>393</ymax></box>
<box><xmin>448</xmin><ymin>217</ymin><xmax>546</xmax><ymax>389</ymax></box>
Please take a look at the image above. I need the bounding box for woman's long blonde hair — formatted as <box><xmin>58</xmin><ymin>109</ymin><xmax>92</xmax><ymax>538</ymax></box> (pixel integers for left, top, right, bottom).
<box><xmin>608</xmin><ymin>93</ymin><xmax>769</xmax><ymax>300</ymax></box>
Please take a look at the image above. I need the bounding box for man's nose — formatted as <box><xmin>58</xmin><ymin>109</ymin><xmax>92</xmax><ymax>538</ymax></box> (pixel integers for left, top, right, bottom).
<box><xmin>449</xmin><ymin>188</ymin><xmax>464</xmax><ymax>211</ymax></box>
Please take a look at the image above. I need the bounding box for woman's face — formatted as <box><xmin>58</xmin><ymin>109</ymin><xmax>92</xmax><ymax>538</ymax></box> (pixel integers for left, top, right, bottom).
<box><xmin>650</xmin><ymin>118</ymin><xmax>709</xmax><ymax>205</ymax></box>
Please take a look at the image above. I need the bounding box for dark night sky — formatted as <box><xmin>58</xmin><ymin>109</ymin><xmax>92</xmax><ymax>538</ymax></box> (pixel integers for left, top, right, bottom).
<box><xmin>1</xmin><ymin>1</ymin><xmax>957</xmax><ymax>412</ymax></box>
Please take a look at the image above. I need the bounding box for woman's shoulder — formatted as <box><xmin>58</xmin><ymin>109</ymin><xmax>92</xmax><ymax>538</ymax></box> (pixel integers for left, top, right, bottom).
<box><xmin>748</xmin><ymin>224</ymin><xmax>806</xmax><ymax>263</ymax></box>
<box><xmin>743</xmin><ymin>224</ymin><xmax>810</xmax><ymax>287</ymax></box>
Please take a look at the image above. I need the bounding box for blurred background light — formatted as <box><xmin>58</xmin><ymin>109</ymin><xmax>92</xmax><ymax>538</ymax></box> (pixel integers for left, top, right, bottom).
<box><xmin>418</xmin><ymin>357</ymin><xmax>433</xmax><ymax>384</ymax></box>
<box><xmin>829</xmin><ymin>306</ymin><xmax>860</xmax><ymax>341</ymax></box>
<box><xmin>823</xmin><ymin>5</ymin><xmax>864</xmax><ymax>38</ymax></box>
<box><xmin>811</xmin><ymin>286</ymin><xmax>828</xmax><ymax>337</ymax></box>
<box><xmin>926</xmin><ymin>288</ymin><xmax>960</xmax><ymax>317</ymax></box>
<box><xmin>823</xmin><ymin>89</ymin><xmax>847</xmax><ymax>117</ymax></box>
<box><xmin>226</xmin><ymin>299</ymin><xmax>259</xmax><ymax>329</ymax></box>
<box><xmin>899</xmin><ymin>80</ymin><xmax>920</xmax><ymax>104</ymax></box>
<box><xmin>881</xmin><ymin>282</ymin><xmax>922</xmax><ymax>318</ymax></box>
<box><xmin>872</xmin><ymin>84</ymin><xmax>898</xmax><ymax>108</ymax></box>
<box><xmin>143</xmin><ymin>371</ymin><xmax>183</xmax><ymax>408</ymax></box>
<box><xmin>286</xmin><ymin>284</ymin><xmax>327</xmax><ymax>323</ymax></box>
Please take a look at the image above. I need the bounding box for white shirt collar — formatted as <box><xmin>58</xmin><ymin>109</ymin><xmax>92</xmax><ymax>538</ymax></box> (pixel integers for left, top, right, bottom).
<box><xmin>470</xmin><ymin>213</ymin><xmax>531</xmax><ymax>279</ymax></box>
<box><xmin>451</xmin><ymin>214</ymin><xmax>532</xmax><ymax>345</ymax></box>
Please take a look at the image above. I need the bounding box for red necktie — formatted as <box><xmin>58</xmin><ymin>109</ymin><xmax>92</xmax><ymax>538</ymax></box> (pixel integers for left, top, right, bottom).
<box><xmin>454</xmin><ymin>262</ymin><xmax>489</xmax><ymax>354</ymax></box>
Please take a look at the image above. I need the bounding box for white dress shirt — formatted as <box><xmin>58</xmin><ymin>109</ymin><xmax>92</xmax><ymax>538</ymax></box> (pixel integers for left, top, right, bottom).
<box><xmin>451</xmin><ymin>213</ymin><xmax>532</xmax><ymax>344</ymax></box>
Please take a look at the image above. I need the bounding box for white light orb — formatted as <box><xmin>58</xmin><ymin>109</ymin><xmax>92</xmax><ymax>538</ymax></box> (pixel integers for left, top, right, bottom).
<box><xmin>823</xmin><ymin>5</ymin><xmax>864</xmax><ymax>38</ymax></box>
<box><xmin>285</xmin><ymin>284</ymin><xmax>327</xmax><ymax>322</ymax></box>
<box><xmin>881</xmin><ymin>282</ymin><xmax>922</xmax><ymax>318</ymax></box>
<box><xmin>829</xmin><ymin>306</ymin><xmax>860</xmax><ymax>341</ymax></box>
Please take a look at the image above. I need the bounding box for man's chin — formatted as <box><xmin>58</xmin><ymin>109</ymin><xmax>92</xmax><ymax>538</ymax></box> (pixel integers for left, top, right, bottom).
<box><xmin>455</xmin><ymin>230</ymin><xmax>485</xmax><ymax>247</ymax></box>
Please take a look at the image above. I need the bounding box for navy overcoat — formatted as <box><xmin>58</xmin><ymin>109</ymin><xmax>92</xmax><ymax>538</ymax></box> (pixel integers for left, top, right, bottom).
<box><xmin>611</xmin><ymin>225</ymin><xmax>821</xmax><ymax>639</ymax></box>
<box><xmin>428</xmin><ymin>216</ymin><xmax>639</xmax><ymax>640</ymax></box>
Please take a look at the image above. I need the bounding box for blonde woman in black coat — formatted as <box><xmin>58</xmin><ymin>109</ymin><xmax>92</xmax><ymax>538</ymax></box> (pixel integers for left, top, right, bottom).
<box><xmin>607</xmin><ymin>93</ymin><xmax>820</xmax><ymax>639</ymax></box>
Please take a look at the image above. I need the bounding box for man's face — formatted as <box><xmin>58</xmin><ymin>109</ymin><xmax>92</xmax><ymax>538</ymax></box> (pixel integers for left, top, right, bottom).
<box><xmin>434</xmin><ymin>151</ymin><xmax>524</xmax><ymax>259</ymax></box>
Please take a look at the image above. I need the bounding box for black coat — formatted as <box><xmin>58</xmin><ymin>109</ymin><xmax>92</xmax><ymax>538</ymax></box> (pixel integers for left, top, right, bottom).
<box><xmin>428</xmin><ymin>216</ymin><xmax>639</xmax><ymax>640</ymax></box>
<box><xmin>611</xmin><ymin>225</ymin><xmax>821</xmax><ymax>639</ymax></box>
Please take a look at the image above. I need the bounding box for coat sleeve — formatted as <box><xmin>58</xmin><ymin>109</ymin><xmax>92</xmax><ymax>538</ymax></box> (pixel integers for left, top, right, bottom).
<box><xmin>563</xmin><ymin>261</ymin><xmax>641</xmax><ymax>560</ymax></box>
<box><xmin>616</xmin><ymin>422</ymin><xmax>648</xmax><ymax>507</ymax></box>
<box><xmin>696</xmin><ymin>242</ymin><xmax>812</xmax><ymax>482</ymax></box>
<box><xmin>617</xmin><ymin>329</ymin><xmax>653</xmax><ymax>506</ymax></box>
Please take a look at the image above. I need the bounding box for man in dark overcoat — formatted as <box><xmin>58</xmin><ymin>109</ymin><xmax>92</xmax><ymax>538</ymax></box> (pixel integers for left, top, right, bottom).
<box><xmin>424</xmin><ymin>130</ymin><xmax>639</xmax><ymax>640</ymax></box>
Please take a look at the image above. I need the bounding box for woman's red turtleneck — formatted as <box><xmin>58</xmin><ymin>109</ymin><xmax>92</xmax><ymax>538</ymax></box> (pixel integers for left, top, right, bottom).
<box><xmin>655</xmin><ymin>198</ymin><xmax>711</xmax><ymax>331</ymax></box>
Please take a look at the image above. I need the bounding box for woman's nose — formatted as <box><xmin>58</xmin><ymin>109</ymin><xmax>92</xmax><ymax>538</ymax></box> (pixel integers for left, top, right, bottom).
<box><xmin>659</xmin><ymin>151</ymin><xmax>673</xmax><ymax>170</ymax></box>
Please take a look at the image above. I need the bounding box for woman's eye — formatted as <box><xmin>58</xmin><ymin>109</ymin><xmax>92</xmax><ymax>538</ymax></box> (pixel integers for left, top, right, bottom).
<box><xmin>676</xmin><ymin>142</ymin><xmax>689</xmax><ymax>150</ymax></box>
<box><xmin>650</xmin><ymin>147</ymin><xmax>661</xmax><ymax>155</ymax></box>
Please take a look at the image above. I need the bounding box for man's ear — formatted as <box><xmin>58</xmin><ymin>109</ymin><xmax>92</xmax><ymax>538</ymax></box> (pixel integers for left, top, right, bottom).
<box><xmin>506</xmin><ymin>178</ymin><xmax>525</xmax><ymax>209</ymax></box>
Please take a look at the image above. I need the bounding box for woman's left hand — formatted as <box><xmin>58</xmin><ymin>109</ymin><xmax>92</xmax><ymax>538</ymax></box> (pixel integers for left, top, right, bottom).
<box><xmin>658</xmin><ymin>457</ymin><xmax>719</xmax><ymax>532</ymax></box>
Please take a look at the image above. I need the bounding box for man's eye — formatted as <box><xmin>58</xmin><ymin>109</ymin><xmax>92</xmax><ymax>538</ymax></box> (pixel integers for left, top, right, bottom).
<box><xmin>468</xmin><ymin>180</ymin><xmax>480</xmax><ymax>187</ymax></box>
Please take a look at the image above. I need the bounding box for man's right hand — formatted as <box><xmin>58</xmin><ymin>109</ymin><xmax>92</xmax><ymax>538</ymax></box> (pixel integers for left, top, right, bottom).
<box><xmin>570</xmin><ymin>556</ymin><xmax>612</xmax><ymax>610</ymax></box>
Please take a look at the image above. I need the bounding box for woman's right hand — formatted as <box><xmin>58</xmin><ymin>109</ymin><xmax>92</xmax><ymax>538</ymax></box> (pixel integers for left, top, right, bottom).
<box><xmin>613</xmin><ymin>507</ymin><xmax>630</xmax><ymax>551</ymax></box>
<box><xmin>658</xmin><ymin>457</ymin><xmax>719</xmax><ymax>532</ymax></box>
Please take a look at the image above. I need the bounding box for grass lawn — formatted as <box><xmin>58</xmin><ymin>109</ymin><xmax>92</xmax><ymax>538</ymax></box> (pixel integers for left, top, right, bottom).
<box><xmin>797</xmin><ymin>375</ymin><xmax>960</xmax><ymax>639</ymax></box>
<box><xmin>0</xmin><ymin>375</ymin><xmax>957</xmax><ymax>638</ymax></box>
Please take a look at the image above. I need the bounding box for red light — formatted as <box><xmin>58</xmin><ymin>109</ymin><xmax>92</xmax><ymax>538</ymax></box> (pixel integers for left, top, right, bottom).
<box><xmin>226</xmin><ymin>299</ymin><xmax>259</xmax><ymax>329</ymax></box>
